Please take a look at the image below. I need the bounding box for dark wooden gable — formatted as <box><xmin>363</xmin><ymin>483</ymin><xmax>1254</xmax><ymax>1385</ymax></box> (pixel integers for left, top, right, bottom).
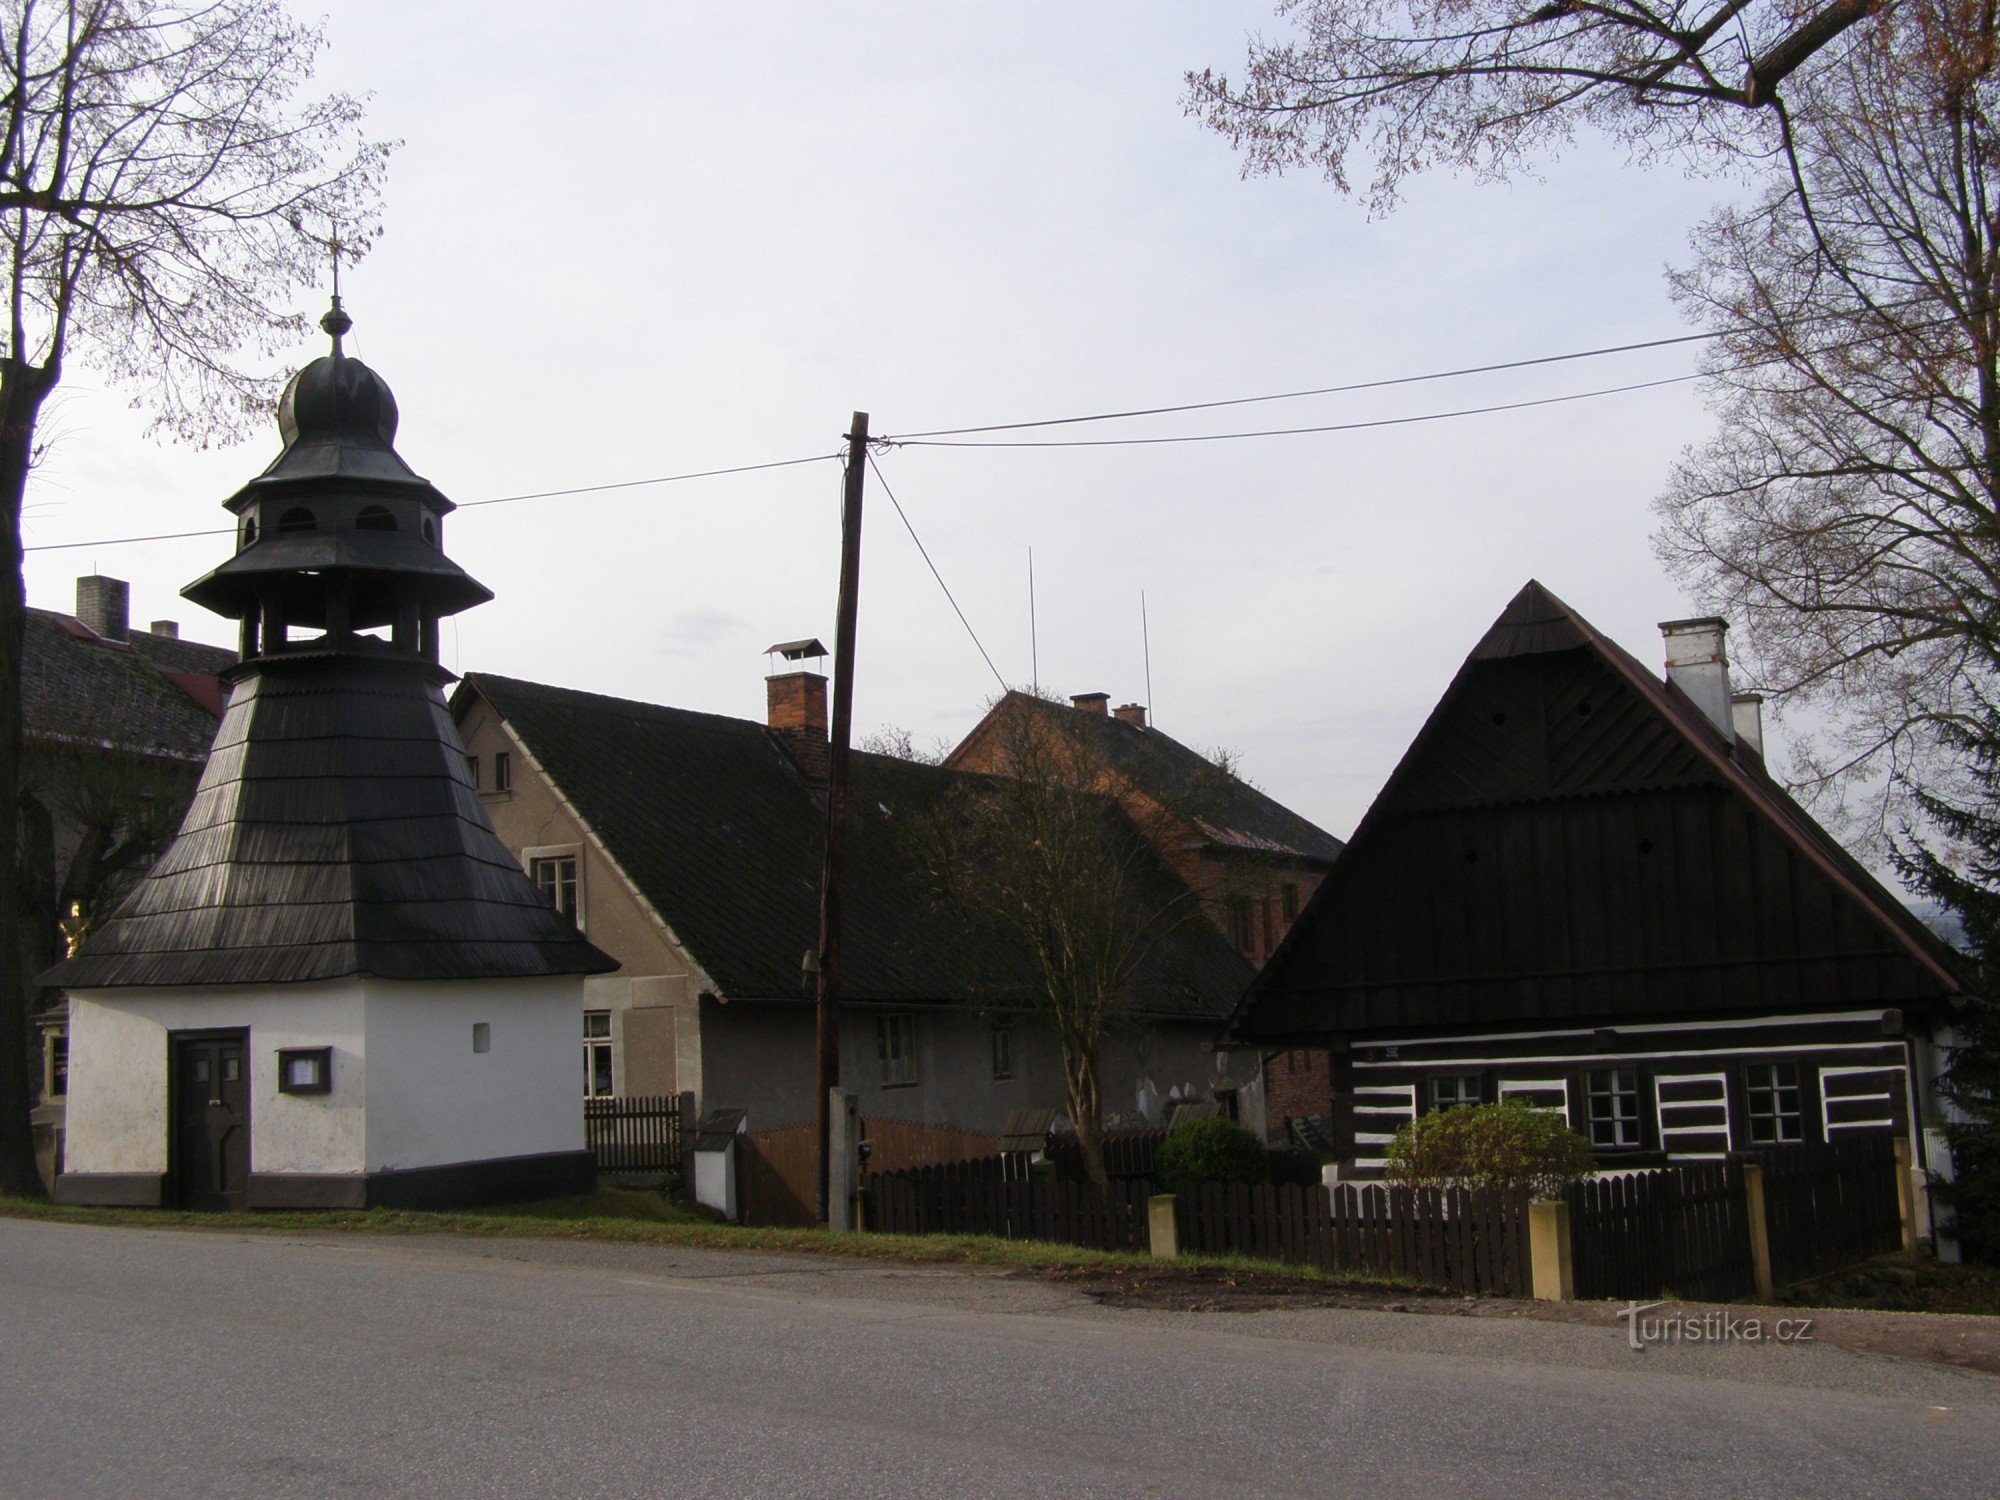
<box><xmin>1237</xmin><ymin>582</ymin><xmax>1965</xmax><ymax>1043</ymax></box>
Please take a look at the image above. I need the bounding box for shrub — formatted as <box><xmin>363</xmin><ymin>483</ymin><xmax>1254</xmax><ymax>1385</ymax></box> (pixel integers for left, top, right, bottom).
<box><xmin>1385</xmin><ymin>1099</ymin><xmax>1595</xmax><ymax>1199</ymax></box>
<box><xmin>1154</xmin><ymin>1115</ymin><xmax>1270</xmax><ymax>1190</ymax></box>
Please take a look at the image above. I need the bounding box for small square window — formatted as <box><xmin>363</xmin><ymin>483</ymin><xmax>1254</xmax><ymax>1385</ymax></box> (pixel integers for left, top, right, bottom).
<box><xmin>277</xmin><ymin>1047</ymin><xmax>332</xmax><ymax>1095</ymax></box>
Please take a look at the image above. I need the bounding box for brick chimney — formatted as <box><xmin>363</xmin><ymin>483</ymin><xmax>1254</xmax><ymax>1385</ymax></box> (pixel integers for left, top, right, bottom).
<box><xmin>149</xmin><ymin>620</ymin><xmax>180</xmax><ymax>639</ymax></box>
<box><xmin>1659</xmin><ymin>617</ymin><xmax>1734</xmax><ymax>743</ymax></box>
<box><xmin>1071</xmin><ymin>692</ymin><xmax>1109</xmax><ymax>716</ymax></box>
<box><xmin>768</xmin><ymin>670</ymin><xmax>829</xmax><ymax>788</ymax></box>
<box><xmin>76</xmin><ymin>575</ymin><xmax>129</xmax><ymax>641</ymax></box>
<box><xmin>1113</xmin><ymin>703</ymin><xmax>1147</xmax><ymax>727</ymax></box>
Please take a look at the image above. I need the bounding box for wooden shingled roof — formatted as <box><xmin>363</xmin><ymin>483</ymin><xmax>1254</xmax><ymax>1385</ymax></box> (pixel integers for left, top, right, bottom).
<box><xmin>1230</xmin><ymin>581</ymin><xmax>1969</xmax><ymax>1044</ymax></box>
<box><xmin>460</xmin><ymin>674</ymin><xmax>1255</xmax><ymax>1018</ymax></box>
<box><xmin>42</xmin><ymin>654</ymin><xmax>615</xmax><ymax>989</ymax></box>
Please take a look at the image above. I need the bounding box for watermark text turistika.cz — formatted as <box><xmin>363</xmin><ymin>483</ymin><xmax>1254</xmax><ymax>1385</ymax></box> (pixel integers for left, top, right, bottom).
<box><xmin>1618</xmin><ymin>1303</ymin><xmax>1815</xmax><ymax>1350</ymax></box>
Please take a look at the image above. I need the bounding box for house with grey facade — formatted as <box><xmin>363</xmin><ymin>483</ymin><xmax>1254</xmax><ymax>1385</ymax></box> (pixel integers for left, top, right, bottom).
<box><xmin>454</xmin><ymin>662</ymin><xmax>1269</xmax><ymax>1137</ymax></box>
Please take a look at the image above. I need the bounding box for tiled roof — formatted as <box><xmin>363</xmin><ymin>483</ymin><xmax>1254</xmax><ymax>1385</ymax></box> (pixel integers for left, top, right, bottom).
<box><xmin>22</xmin><ymin>609</ymin><xmax>235</xmax><ymax>760</ymax></box>
<box><xmin>954</xmin><ymin>692</ymin><xmax>1344</xmax><ymax>864</ymax></box>
<box><xmin>462</xmin><ymin>674</ymin><xmax>1254</xmax><ymax>1018</ymax></box>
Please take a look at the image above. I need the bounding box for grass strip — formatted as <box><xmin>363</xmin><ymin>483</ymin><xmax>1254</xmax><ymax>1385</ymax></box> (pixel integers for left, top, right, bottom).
<box><xmin>0</xmin><ymin>1189</ymin><xmax>1416</xmax><ymax>1288</ymax></box>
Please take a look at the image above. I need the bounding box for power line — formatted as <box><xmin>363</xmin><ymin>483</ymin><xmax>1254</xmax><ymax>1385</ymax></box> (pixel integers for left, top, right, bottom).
<box><xmin>866</xmin><ymin>450</ymin><xmax>1008</xmax><ymax>694</ymax></box>
<box><xmin>888</xmin><ymin>374</ymin><xmax>1700</xmax><ymax>450</ymax></box>
<box><xmin>886</xmin><ymin>330</ymin><xmax>1716</xmax><ymax>440</ymax></box>
<box><xmin>23</xmin><ymin>451</ymin><xmax>839</xmax><ymax>554</ymax></box>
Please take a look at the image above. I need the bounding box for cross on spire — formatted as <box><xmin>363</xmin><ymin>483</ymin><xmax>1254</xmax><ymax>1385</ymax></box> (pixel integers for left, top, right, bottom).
<box><xmin>320</xmin><ymin>220</ymin><xmax>352</xmax><ymax>354</ymax></box>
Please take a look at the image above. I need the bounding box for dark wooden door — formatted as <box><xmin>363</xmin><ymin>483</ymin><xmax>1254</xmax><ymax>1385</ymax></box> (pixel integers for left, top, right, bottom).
<box><xmin>171</xmin><ymin>1031</ymin><xmax>250</xmax><ymax>1211</ymax></box>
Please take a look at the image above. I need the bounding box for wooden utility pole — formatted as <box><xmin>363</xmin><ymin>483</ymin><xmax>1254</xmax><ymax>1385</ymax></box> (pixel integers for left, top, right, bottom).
<box><xmin>816</xmin><ymin>411</ymin><xmax>868</xmax><ymax>1226</ymax></box>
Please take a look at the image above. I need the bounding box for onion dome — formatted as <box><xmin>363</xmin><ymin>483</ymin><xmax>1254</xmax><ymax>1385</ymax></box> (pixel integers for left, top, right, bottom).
<box><xmin>182</xmin><ymin>297</ymin><xmax>491</xmax><ymax>651</ymax></box>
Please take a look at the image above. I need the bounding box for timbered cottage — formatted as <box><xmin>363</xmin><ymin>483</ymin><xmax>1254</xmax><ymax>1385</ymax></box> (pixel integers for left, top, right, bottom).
<box><xmin>42</xmin><ymin>299</ymin><xmax>614</xmax><ymax>1211</ymax></box>
<box><xmin>1227</xmin><ymin>581</ymin><xmax>1971</xmax><ymax>1180</ymax></box>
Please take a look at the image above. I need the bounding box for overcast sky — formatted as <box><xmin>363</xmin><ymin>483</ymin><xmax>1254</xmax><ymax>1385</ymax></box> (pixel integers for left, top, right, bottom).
<box><xmin>21</xmin><ymin>2</ymin><xmax>1741</xmax><ymax>843</ymax></box>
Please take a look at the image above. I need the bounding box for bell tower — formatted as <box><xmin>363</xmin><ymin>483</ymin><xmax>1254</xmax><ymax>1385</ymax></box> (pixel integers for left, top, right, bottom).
<box><xmin>184</xmin><ymin>299</ymin><xmax>489</xmax><ymax>664</ymax></box>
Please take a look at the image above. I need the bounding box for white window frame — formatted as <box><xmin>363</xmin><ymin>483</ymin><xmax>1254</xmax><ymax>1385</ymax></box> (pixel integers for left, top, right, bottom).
<box><xmin>524</xmin><ymin>844</ymin><xmax>585</xmax><ymax>930</ymax></box>
<box><xmin>584</xmin><ymin>1009</ymin><xmax>614</xmax><ymax>1097</ymax></box>
<box><xmin>1429</xmin><ymin>1074</ymin><xmax>1481</xmax><ymax>1111</ymax></box>
<box><xmin>1747</xmin><ymin>1062</ymin><xmax>1806</xmax><ymax>1144</ymax></box>
<box><xmin>1585</xmin><ymin>1067</ymin><xmax>1643</xmax><ymax>1149</ymax></box>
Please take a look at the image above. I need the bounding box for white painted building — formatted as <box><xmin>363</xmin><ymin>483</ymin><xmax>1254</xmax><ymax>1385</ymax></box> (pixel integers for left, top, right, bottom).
<box><xmin>43</xmin><ymin>301</ymin><xmax>614</xmax><ymax>1210</ymax></box>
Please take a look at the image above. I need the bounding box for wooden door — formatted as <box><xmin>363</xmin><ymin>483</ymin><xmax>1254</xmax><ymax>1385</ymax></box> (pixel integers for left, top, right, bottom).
<box><xmin>171</xmin><ymin>1030</ymin><xmax>250</xmax><ymax>1211</ymax></box>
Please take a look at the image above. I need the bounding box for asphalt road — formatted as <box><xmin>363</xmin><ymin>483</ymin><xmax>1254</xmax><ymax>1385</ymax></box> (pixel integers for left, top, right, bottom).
<box><xmin>2</xmin><ymin>1219</ymin><xmax>1997</xmax><ymax>1498</ymax></box>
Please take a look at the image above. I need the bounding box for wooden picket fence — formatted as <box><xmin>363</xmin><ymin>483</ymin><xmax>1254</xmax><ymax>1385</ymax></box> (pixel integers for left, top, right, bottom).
<box><xmin>1752</xmin><ymin>1135</ymin><xmax>1903</xmax><ymax>1285</ymax></box>
<box><xmin>1564</xmin><ymin>1160</ymin><xmax>1756</xmax><ymax>1302</ymax></box>
<box><xmin>1175</xmin><ymin>1180</ymin><xmax>1532</xmax><ymax>1296</ymax></box>
<box><xmin>1042</xmin><ymin>1126</ymin><xmax>1170</xmax><ymax>1182</ymax></box>
<box><xmin>584</xmin><ymin>1094</ymin><xmax>682</xmax><ymax>1174</ymax></box>
<box><xmin>867</xmin><ymin>1162</ymin><xmax>1150</xmax><ymax>1251</ymax></box>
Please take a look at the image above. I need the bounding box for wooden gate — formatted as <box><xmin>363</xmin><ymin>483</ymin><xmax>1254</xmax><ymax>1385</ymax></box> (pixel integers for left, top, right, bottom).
<box><xmin>737</xmin><ymin>1122</ymin><xmax>818</xmax><ymax>1227</ymax></box>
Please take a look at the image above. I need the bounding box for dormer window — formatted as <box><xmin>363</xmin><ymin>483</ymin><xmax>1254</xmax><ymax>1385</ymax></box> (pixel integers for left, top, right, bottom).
<box><xmin>355</xmin><ymin>505</ymin><xmax>396</xmax><ymax>531</ymax></box>
<box><xmin>275</xmin><ymin>506</ymin><xmax>317</xmax><ymax>534</ymax></box>
<box><xmin>242</xmin><ymin>518</ymin><xmax>258</xmax><ymax>546</ymax></box>
<box><xmin>422</xmin><ymin>515</ymin><xmax>437</xmax><ymax>545</ymax></box>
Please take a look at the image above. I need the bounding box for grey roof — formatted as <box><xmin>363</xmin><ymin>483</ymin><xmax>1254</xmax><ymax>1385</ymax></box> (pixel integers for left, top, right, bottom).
<box><xmin>459</xmin><ymin>674</ymin><xmax>1255</xmax><ymax>1019</ymax></box>
<box><xmin>955</xmin><ymin>692</ymin><xmax>1344</xmax><ymax>864</ymax></box>
<box><xmin>41</xmin><ymin>653</ymin><xmax>616</xmax><ymax>990</ymax></box>
<box><xmin>23</xmin><ymin>608</ymin><xmax>234</xmax><ymax>760</ymax></box>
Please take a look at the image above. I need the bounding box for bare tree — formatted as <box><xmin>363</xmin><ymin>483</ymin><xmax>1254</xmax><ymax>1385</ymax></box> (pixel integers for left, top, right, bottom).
<box><xmin>905</xmin><ymin>698</ymin><xmax>1249</xmax><ymax>1186</ymax></box>
<box><xmin>0</xmin><ymin>0</ymin><xmax>390</xmax><ymax>1194</ymax></box>
<box><xmin>1655</xmin><ymin>9</ymin><xmax>2000</xmax><ymax>844</ymax></box>
<box><xmin>1186</xmin><ymin>0</ymin><xmax>1883</xmax><ymax>213</ymax></box>
<box><xmin>1191</xmin><ymin>1</ymin><xmax>2000</xmax><ymax>845</ymax></box>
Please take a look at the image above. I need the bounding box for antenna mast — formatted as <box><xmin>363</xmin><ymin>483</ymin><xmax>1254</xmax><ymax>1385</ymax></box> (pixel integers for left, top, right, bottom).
<box><xmin>1141</xmin><ymin>589</ymin><xmax>1154</xmax><ymax>728</ymax></box>
<box><xmin>1028</xmin><ymin>547</ymin><xmax>1040</xmax><ymax>696</ymax></box>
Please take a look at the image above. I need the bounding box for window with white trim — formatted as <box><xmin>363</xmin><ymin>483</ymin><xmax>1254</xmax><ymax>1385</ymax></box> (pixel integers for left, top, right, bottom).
<box><xmin>529</xmin><ymin>852</ymin><xmax>580</xmax><ymax>926</ymax></box>
<box><xmin>1430</xmin><ymin>1074</ymin><xmax>1481</xmax><ymax>1111</ymax></box>
<box><xmin>1745</xmin><ymin>1062</ymin><xmax>1804</xmax><ymax>1144</ymax></box>
<box><xmin>878</xmin><ymin>1014</ymin><xmax>916</xmax><ymax>1088</ymax></box>
<box><xmin>493</xmin><ymin>750</ymin><xmax>512</xmax><ymax>793</ymax></box>
<box><xmin>584</xmin><ymin>1010</ymin><xmax>613</xmax><ymax>1097</ymax></box>
<box><xmin>1585</xmin><ymin>1068</ymin><xmax>1642</xmax><ymax>1148</ymax></box>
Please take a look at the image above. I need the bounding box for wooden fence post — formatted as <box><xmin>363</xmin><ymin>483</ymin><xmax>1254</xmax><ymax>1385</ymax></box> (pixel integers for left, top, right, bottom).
<box><xmin>1892</xmin><ymin>1137</ymin><xmax>1919</xmax><ymax>1254</ymax></box>
<box><xmin>1528</xmin><ymin>1200</ymin><xmax>1574</xmax><ymax>1302</ymax></box>
<box><xmin>1742</xmin><ymin>1162</ymin><xmax>1775</xmax><ymax>1301</ymax></box>
<box><xmin>1148</xmin><ymin>1193</ymin><xmax>1179</xmax><ymax>1259</ymax></box>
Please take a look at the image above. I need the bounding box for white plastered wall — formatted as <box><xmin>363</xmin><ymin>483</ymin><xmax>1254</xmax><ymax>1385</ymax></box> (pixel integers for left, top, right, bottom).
<box><xmin>361</xmin><ymin>974</ymin><xmax>584</xmax><ymax>1171</ymax></box>
<box><xmin>63</xmin><ymin>980</ymin><xmax>368</xmax><ymax>1176</ymax></box>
